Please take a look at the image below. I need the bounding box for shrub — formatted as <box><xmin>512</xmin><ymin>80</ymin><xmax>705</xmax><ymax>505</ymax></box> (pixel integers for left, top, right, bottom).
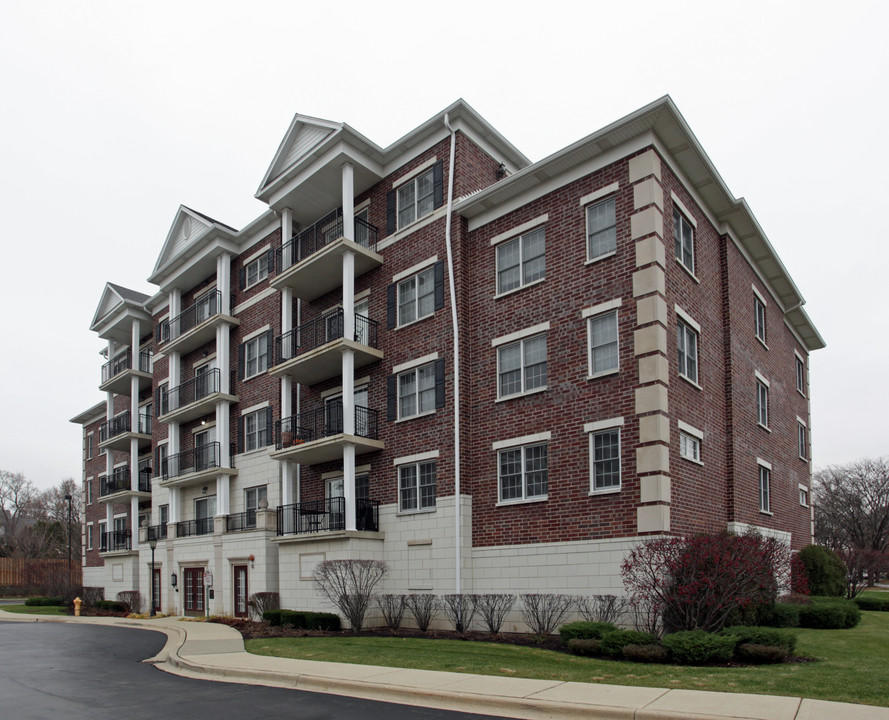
<box><xmin>313</xmin><ymin>559</ymin><xmax>388</xmax><ymax>632</ymax></box>
<box><xmin>566</xmin><ymin>638</ymin><xmax>601</xmax><ymax>657</ymax></box>
<box><xmin>24</xmin><ymin>596</ymin><xmax>47</xmax><ymax>606</ymax></box>
<box><xmin>662</xmin><ymin>630</ymin><xmax>737</xmax><ymax>665</ymax></box>
<box><xmin>94</xmin><ymin>600</ymin><xmax>127</xmax><ymax>613</ymax></box>
<box><xmin>405</xmin><ymin>594</ymin><xmax>439</xmax><ymax>632</ymax></box>
<box><xmin>558</xmin><ymin>621</ymin><xmax>617</xmax><ymax>644</ymax></box>
<box><xmin>575</xmin><ymin>595</ymin><xmax>628</xmax><ymax>624</ymax></box>
<box><xmin>81</xmin><ymin>587</ymin><xmax>105</xmax><ymax>606</ymax></box>
<box><xmin>43</xmin><ymin>596</ymin><xmax>64</xmax><ymax>606</ymax></box>
<box><xmin>623</xmin><ymin>643</ymin><xmax>670</xmax><ymax>663</ymax></box>
<box><xmin>263</xmin><ymin>609</ymin><xmax>284</xmax><ymax>626</ymax></box>
<box><xmin>248</xmin><ymin>592</ymin><xmax>280</xmax><ymax>620</ymax></box>
<box><xmin>766</xmin><ymin>602</ymin><xmax>801</xmax><ymax>628</ymax></box>
<box><xmin>736</xmin><ymin>643</ymin><xmax>787</xmax><ymax>664</ymax></box>
<box><xmin>475</xmin><ymin>594</ymin><xmax>515</xmax><ymax>635</ymax></box>
<box><xmin>854</xmin><ymin>595</ymin><xmax>889</xmax><ymax>612</ymax></box>
<box><xmin>307</xmin><ymin>611</ymin><xmax>341</xmax><ymax>631</ymax></box>
<box><xmin>798</xmin><ymin>545</ymin><xmax>846</xmax><ymax>597</ymax></box>
<box><xmin>279</xmin><ymin>610</ymin><xmax>308</xmax><ymax>628</ymax></box>
<box><xmin>720</xmin><ymin>625</ymin><xmax>797</xmax><ymax>654</ymax></box>
<box><xmin>622</xmin><ymin>531</ymin><xmax>792</xmax><ymax>633</ymax></box>
<box><xmin>599</xmin><ymin>630</ymin><xmax>659</xmax><ymax>658</ymax></box>
<box><xmin>441</xmin><ymin>594</ymin><xmax>478</xmax><ymax>635</ymax></box>
<box><xmin>519</xmin><ymin>594</ymin><xmax>574</xmax><ymax>638</ymax></box>
<box><xmin>799</xmin><ymin>599</ymin><xmax>860</xmax><ymax>629</ymax></box>
<box><xmin>117</xmin><ymin>590</ymin><xmax>143</xmax><ymax>614</ymax></box>
<box><xmin>377</xmin><ymin>594</ymin><xmax>407</xmax><ymax>632</ymax></box>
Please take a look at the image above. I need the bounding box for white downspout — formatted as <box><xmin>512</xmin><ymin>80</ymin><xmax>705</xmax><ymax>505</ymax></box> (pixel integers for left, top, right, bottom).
<box><xmin>443</xmin><ymin>114</ymin><xmax>461</xmax><ymax>594</ymax></box>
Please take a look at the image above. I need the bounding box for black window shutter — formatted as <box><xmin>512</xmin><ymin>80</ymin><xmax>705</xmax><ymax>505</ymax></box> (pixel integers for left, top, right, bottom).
<box><xmin>239</xmin><ymin>267</ymin><xmax>246</xmax><ymax>291</ymax></box>
<box><xmin>433</xmin><ymin>160</ymin><xmax>444</xmax><ymax>209</ymax></box>
<box><xmin>265</xmin><ymin>248</ymin><xmax>275</xmax><ymax>272</ymax></box>
<box><xmin>434</xmin><ymin>261</ymin><xmax>445</xmax><ymax>310</ymax></box>
<box><xmin>435</xmin><ymin>358</ymin><xmax>446</xmax><ymax>409</ymax></box>
<box><xmin>236</xmin><ymin>415</ymin><xmax>245</xmax><ymax>454</ymax></box>
<box><xmin>386</xmin><ymin>283</ymin><xmax>397</xmax><ymax>329</ymax></box>
<box><xmin>386</xmin><ymin>374</ymin><xmax>398</xmax><ymax>421</ymax></box>
<box><xmin>265</xmin><ymin>407</ymin><xmax>273</xmax><ymax>447</ymax></box>
<box><xmin>386</xmin><ymin>189</ymin><xmax>397</xmax><ymax>235</ymax></box>
<box><xmin>238</xmin><ymin>342</ymin><xmax>246</xmax><ymax>380</ymax></box>
<box><xmin>265</xmin><ymin>329</ymin><xmax>275</xmax><ymax>367</ymax></box>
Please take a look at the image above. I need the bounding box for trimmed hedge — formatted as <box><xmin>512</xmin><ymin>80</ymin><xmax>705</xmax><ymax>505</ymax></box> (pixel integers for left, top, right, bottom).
<box><xmin>767</xmin><ymin>602</ymin><xmax>801</xmax><ymax>628</ymax></box>
<box><xmin>94</xmin><ymin>600</ymin><xmax>127</xmax><ymax>612</ymax></box>
<box><xmin>24</xmin><ymin>596</ymin><xmax>64</xmax><ymax>607</ymax></box>
<box><xmin>854</xmin><ymin>595</ymin><xmax>889</xmax><ymax>612</ymax></box>
<box><xmin>720</xmin><ymin>625</ymin><xmax>797</xmax><ymax>654</ymax></box>
<box><xmin>263</xmin><ymin>609</ymin><xmax>342</xmax><ymax>631</ymax></box>
<box><xmin>566</xmin><ymin>638</ymin><xmax>601</xmax><ymax>657</ymax></box>
<box><xmin>798</xmin><ymin>599</ymin><xmax>860</xmax><ymax>629</ymax></box>
<box><xmin>558</xmin><ymin>621</ymin><xmax>617</xmax><ymax>644</ymax></box>
<box><xmin>736</xmin><ymin>643</ymin><xmax>787</xmax><ymax>664</ymax></box>
<box><xmin>623</xmin><ymin>643</ymin><xmax>669</xmax><ymax>663</ymax></box>
<box><xmin>599</xmin><ymin>630</ymin><xmax>659</xmax><ymax>658</ymax></box>
<box><xmin>662</xmin><ymin>630</ymin><xmax>737</xmax><ymax>665</ymax></box>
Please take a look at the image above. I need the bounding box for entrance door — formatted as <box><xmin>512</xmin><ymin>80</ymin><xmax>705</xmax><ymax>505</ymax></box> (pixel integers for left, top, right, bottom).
<box><xmin>183</xmin><ymin>567</ymin><xmax>205</xmax><ymax>615</ymax></box>
<box><xmin>152</xmin><ymin>568</ymin><xmax>161</xmax><ymax>613</ymax></box>
<box><xmin>326</xmin><ymin>477</ymin><xmax>344</xmax><ymax>530</ymax></box>
<box><xmin>195</xmin><ymin>496</ymin><xmax>216</xmax><ymax>535</ymax></box>
<box><xmin>194</xmin><ymin>427</ymin><xmax>215</xmax><ymax>471</ymax></box>
<box><xmin>233</xmin><ymin>565</ymin><xmax>248</xmax><ymax>618</ymax></box>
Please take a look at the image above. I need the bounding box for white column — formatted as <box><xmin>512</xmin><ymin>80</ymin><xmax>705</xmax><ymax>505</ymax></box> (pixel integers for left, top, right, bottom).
<box><xmin>105</xmin><ymin>503</ymin><xmax>114</xmax><ymax>529</ymax></box>
<box><xmin>342</xmin><ymin>163</ymin><xmax>354</xmax><ymax>243</ymax></box>
<box><xmin>216</xmin><ymin>475</ymin><xmax>230</xmax><ymax>516</ymax></box>
<box><xmin>344</xmin><ymin>443</ymin><xmax>356</xmax><ymax>532</ymax></box>
<box><xmin>217</xmin><ymin>253</ymin><xmax>231</xmax><ymax>315</ymax></box>
<box><xmin>131</xmin><ymin>496</ymin><xmax>139</xmax><ymax>548</ymax></box>
<box><xmin>340</xmin><ymin>166</ymin><xmax>357</xmax><ymax>532</ymax></box>
<box><xmin>169</xmin><ymin>487</ymin><xmax>181</xmax><ymax>523</ymax></box>
<box><xmin>130</xmin><ymin>320</ymin><xmax>141</xmax><ymax>428</ymax></box>
<box><xmin>282</xmin><ymin>208</ymin><xmax>293</xmax><ymax>267</ymax></box>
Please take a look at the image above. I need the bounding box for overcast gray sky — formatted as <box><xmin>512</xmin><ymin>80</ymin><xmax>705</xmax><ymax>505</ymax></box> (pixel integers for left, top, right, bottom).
<box><xmin>1</xmin><ymin>1</ymin><xmax>886</xmax><ymax>490</ymax></box>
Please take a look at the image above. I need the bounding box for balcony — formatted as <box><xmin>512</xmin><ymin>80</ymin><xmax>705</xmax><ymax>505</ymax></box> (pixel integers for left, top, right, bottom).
<box><xmin>157</xmin><ymin>368</ymin><xmax>238</xmax><ymax>424</ymax></box>
<box><xmin>100</xmin><ymin>529</ymin><xmax>131</xmax><ymax>553</ymax></box>
<box><xmin>158</xmin><ymin>442</ymin><xmax>237</xmax><ymax>488</ymax></box>
<box><xmin>271</xmin><ymin>308</ymin><xmax>382</xmax><ymax>385</ymax></box>
<box><xmin>99</xmin><ymin>349</ymin><xmax>153</xmax><ymax>395</ymax></box>
<box><xmin>99</xmin><ymin>466</ymin><xmax>151</xmax><ymax>501</ymax></box>
<box><xmin>146</xmin><ymin>524</ymin><xmax>168</xmax><ymax>542</ymax></box>
<box><xmin>98</xmin><ymin>411</ymin><xmax>152</xmax><ymax>452</ymax></box>
<box><xmin>271</xmin><ymin>210</ymin><xmax>382</xmax><ymax>301</ymax></box>
<box><xmin>176</xmin><ymin>518</ymin><xmax>214</xmax><ymax>538</ymax></box>
<box><xmin>155</xmin><ymin>290</ymin><xmax>239</xmax><ymax>356</ymax></box>
<box><xmin>271</xmin><ymin>402</ymin><xmax>383</xmax><ymax>465</ymax></box>
<box><xmin>277</xmin><ymin>497</ymin><xmax>379</xmax><ymax>536</ymax></box>
<box><xmin>226</xmin><ymin>510</ymin><xmax>257</xmax><ymax>532</ymax></box>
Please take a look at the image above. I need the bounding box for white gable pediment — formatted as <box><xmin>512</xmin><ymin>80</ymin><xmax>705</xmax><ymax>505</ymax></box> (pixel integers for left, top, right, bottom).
<box><xmin>151</xmin><ymin>206</ymin><xmax>214</xmax><ymax>277</ymax></box>
<box><xmin>91</xmin><ymin>284</ymin><xmax>126</xmax><ymax>328</ymax></box>
<box><xmin>258</xmin><ymin>114</ymin><xmax>341</xmax><ymax>194</ymax></box>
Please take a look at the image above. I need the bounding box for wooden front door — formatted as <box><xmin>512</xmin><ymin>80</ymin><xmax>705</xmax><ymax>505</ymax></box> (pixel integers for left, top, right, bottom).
<box><xmin>183</xmin><ymin>567</ymin><xmax>204</xmax><ymax>615</ymax></box>
<box><xmin>233</xmin><ymin>565</ymin><xmax>248</xmax><ymax>618</ymax></box>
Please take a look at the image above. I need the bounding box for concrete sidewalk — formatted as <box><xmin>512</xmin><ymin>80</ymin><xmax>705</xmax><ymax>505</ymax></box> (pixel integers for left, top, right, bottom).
<box><xmin>1</xmin><ymin>609</ymin><xmax>885</xmax><ymax>720</ymax></box>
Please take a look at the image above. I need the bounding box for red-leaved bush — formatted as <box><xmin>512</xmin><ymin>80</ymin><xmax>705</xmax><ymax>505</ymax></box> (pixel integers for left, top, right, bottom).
<box><xmin>621</xmin><ymin>531</ymin><xmax>792</xmax><ymax>633</ymax></box>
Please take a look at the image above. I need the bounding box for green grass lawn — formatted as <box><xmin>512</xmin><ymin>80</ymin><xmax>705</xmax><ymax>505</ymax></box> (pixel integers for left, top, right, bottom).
<box><xmin>1</xmin><ymin>604</ymin><xmax>69</xmax><ymax>616</ymax></box>
<box><xmin>246</xmin><ymin>612</ymin><xmax>889</xmax><ymax>707</ymax></box>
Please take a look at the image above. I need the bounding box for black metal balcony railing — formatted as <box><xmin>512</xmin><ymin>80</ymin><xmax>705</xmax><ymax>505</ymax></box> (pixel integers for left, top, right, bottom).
<box><xmin>156</xmin><ymin>289</ymin><xmax>221</xmax><ymax>345</ymax></box>
<box><xmin>98</xmin><ymin>411</ymin><xmax>152</xmax><ymax>442</ymax></box>
<box><xmin>226</xmin><ymin>510</ymin><xmax>257</xmax><ymax>532</ymax></box>
<box><xmin>100</xmin><ymin>529</ymin><xmax>131</xmax><ymax>552</ymax></box>
<box><xmin>101</xmin><ymin>349</ymin><xmax>153</xmax><ymax>384</ymax></box>
<box><xmin>161</xmin><ymin>442</ymin><xmax>222</xmax><ymax>480</ymax></box>
<box><xmin>146</xmin><ymin>524</ymin><xmax>168</xmax><ymax>541</ymax></box>
<box><xmin>275</xmin><ymin>402</ymin><xmax>378</xmax><ymax>449</ymax></box>
<box><xmin>164</xmin><ymin>368</ymin><xmax>222</xmax><ymax>413</ymax></box>
<box><xmin>99</xmin><ymin>467</ymin><xmax>150</xmax><ymax>496</ymax></box>
<box><xmin>274</xmin><ymin>309</ymin><xmax>379</xmax><ymax>364</ymax></box>
<box><xmin>176</xmin><ymin>518</ymin><xmax>214</xmax><ymax>537</ymax></box>
<box><xmin>276</xmin><ymin>209</ymin><xmax>378</xmax><ymax>274</ymax></box>
<box><xmin>276</xmin><ymin>497</ymin><xmax>379</xmax><ymax>535</ymax></box>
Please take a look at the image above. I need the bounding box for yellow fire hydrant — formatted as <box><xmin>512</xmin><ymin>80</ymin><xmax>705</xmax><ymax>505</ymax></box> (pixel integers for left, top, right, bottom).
<box><xmin>74</xmin><ymin>597</ymin><xmax>82</xmax><ymax>617</ymax></box>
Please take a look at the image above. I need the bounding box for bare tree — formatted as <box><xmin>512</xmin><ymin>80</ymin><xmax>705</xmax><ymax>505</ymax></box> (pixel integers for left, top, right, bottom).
<box><xmin>475</xmin><ymin>594</ymin><xmax>515</xmax><ymax>635</ymax></box>
<box><xmin>0</xmin><ymin>470</ymin><xmax>39</xmax><ymax>555</ymax></box>
<box><xmin>404</xmin><ymin>594</ymin><xmax>439</xmax><ymax>632</ymax></box>
<box><xmin>376</xmin><ymin>594</ymin><xmax>407</xmax><ymax>632</ymax></box>
<box><xmin>519</xmin><ymin>594</ymin><xmax>574</xmax><ymax>639</ymax></box>
<box><xmin>814</xmin><ymin>457</ymin><xmax>889</xmax><ymax>587</ymax></box>
<box><xmin>440</xmin><ymin>594</ymin><xmax>478</xmax><ymax>635</ymax></box>
<box><xmin>313</xmin><ymin>559</ymin><xmax>388</xmax><ymax>631</ymax></box>
<box><xmin>575</xmin><ymin>594</ymin><xmax>628</xmax><ymax>624</ymax></box>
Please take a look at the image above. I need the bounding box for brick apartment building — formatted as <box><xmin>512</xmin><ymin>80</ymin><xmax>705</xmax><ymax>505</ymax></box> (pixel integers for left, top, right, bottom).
<box><xmin>71</xmin><ymin>97</ymin><xmax>823</xmax><ymax>621</ymax></box>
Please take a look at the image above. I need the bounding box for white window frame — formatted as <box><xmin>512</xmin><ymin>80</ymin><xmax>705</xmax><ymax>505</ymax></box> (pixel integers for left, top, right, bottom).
<box><xmin>587</xmin><ymin>421</ymin><xmax>622</xmax><ymax>494</ymax></box>
<box><xmin>398</xmin><ymin>460</ymin><xmax>437</xmax><ymax>513</ymax></box>
<box><xmin>496</xmin><ymin>226</ymin><xmax>546</xmax><ymax>295</ymax></box>
<box><xmin>86</xmin><ymin>478</ymin><xmax>93</xmax><ymax>505</ymax></box>
<box><xmin>795</xmin><ymin>353</ymin><xmax>806</xmax><ymax>396</ymax></box>
<box><xmin>496</xmin><ymin>333</ymin><xmax>547</xmax><ymax>399</ymax></box>
<box><xmin>799</xmin><ymin>485</ymin><xmax>809</xmax><ymax>507</ymax></box>
<box><xmin>678</xmin><ymin>421</ymin><xmax>704</xmax><ymax>464</ymax></box>
<box><xmin>397</xmin><ymin>361</ymin><xmax>437</xmax><ymax>420</ymax></box>
<box><xmin>798</xmin><ymin>419</ymin><xmax>807</xmax><ymax>460</ymax></box>
<box><xmin>497</xmin><ymin>442</ymin><xmax>549</xmax><ymax>504</ymax></box>
<box><xmin>397</xmin><ymin>167</ymin><xmax>435</xmax><ymax>229</ymax></box>
<box><xmin>586</xmin><ymin>195</ymin><xmax>617</xmax><ymax>262</ymax></box>
<box><xmin>244</xmin><ymin>408</ymin><xmax>269</xmax><ymax>452</ymax></box>
<box><xmin>756</xmin><ymin>374</ymin><xmax>770</xmax><ymax>429</ymax></box>
<box><xmin>677</xmin><ymin>318</ymin><xmax>699</xmax><ymax>385</ymax></box>
<box><xmin>244</xmin><ymin>251</ymin><xmax>270</xmax><ymax>289</ymax></box>
<box><xmin>245</xmin><ymin>486</ymin><xmax>267</xmax><ymax>512</ymax></box>
<box><xmin>673</xmin><ymin>207</ymin><xmax>695</xmax><ymax>275</ymax></box>
<box><xmin>87</xmin><ymin>433</ymin><xmax>93</xmax><ymax>460</ymax></box>
<box><xmin>397</xmin><ymin>265</ymin><xmax>435</xmax><ymax>327</ymax></box>
<box><xmin>243</xmin><ymin>333</ymin><xmax>269</xmax><ymax>379</ymax></box>
<box><xmin>753</xmin><ymin>287</ymin><xmax>767</xmax><ymax>346</ymax></box>
<box><xmin>86</xmin><ymin>522</ymin><xmax>93</xmax><ymax>551</ymax></box>
<box><xmin>758</xmin><ymin>461</ymin><xmax>772</xmax><ymax>514</ymax></box>
<box><xmin>587</xmin><ymin>308</ymin><xmax>619</xmax><ymax>378</ymax></box>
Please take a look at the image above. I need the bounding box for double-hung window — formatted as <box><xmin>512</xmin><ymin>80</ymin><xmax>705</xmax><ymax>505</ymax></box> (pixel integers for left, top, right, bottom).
<box><xmin>756</xmin><ymin>375</ymin><xmax>769</xmax><ymax>428</ymax></box>
<box><xmin>245</xmin><ymin>410</ymin><xmax>269</xmax><ymax>452</ymax></box>
<box><xmin>588</xmin><ymin>310</ymin><xmax>619</xmax><ymax>376</ymax></box>
<box><xmin>677</xmin><ymin>320</ymin><xmax>699</xmax><ymax>384</ymax></box>
<box><xmin>399</xmin><ymin>461</ymin><xmax>437</xmax><ymax>512</ymax></box>
<box><xmin>497</xmin><ymin>334</ymin><xmax>547</xmax><ymax>398</ymax></box>
<box><xmin>398</xmin><ymin>363</ymin><xmax>437</xmax><ymax>419</ymax></box>
<box><xmin>678</xmin><ymin>422</ymin><xmax>703</xmax><ymax>463</ymax></box>
<box><xmin>496</xmin><ymin>227</ymin><xmax>545</xmax><ymax>295</ymax></box>
<box><xmin>588</xmin><ymin>425</ymin><xmax>621</xmax><ymax>492</ymax></box>
<box><xmin>498</xmin><ymin>443</ymin><xmax>548</xmax><ymax>502</ymax></box>
<box><xmin>673</xmin><ymin>208</ymin><xmax>695</xmax><ymax>274</ymax></box>
<box><xmin>245</xmin><ymin>486</ymin><xmax>267</xmax><ymax>526</ymax></box>
<box><xmin>586</xmin><ymin>197</ymin><xmax>616</xmax><ymax>261</ymax></box>
<box><xmin>245</xmin><ymin>252</ymin><xmax>270</xmax><ymax>288</ymax></box>
<box><xmin>240</xmin><ymin>330</ymin><xmax>273</xmax><ymax>380</ymax></box>
<box><xmin>754</xmin><ymin>294</ymin><xmax>767</xmax><ymax>345</ymax></box>
<box><xmin>799</xmin><ymin>486</ymin><xmax>809</xmax><ymax>507</ymax></box>
<box><xmin>759</xmin><ymin>463</ymin><xmax>771</xmax><ymax>513</ymax></box>
<box><xmin>798</xmin><ymin>421</ymin><xmax>807</xmax><ymax>460</ymax></box>
<box><xmin>398</xmin><ymin>266</ymin><xmax>435</xmax><ymax>326</ymax></box>
<box><xmin>795</xmin><ymin>355</ymin><xmax>806</xmax><ymax>395</ymax></box>
<box><xmin>397</xmin><ymin>167</ymin><xmax>435</xmax><ymax>228</ymax></box>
